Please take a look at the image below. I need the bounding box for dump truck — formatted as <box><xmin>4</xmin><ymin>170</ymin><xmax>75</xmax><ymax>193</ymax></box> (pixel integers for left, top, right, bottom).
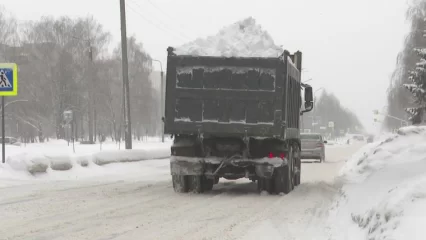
<box><xmin>164</xmin><ymin>47</ymin><xmax>314</xmax><ymax>195</ymax></box>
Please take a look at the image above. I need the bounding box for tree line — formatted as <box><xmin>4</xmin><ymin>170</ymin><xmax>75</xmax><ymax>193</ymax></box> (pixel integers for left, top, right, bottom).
<box><xmin>0</xmin><ymin>6</ymin><xmax>161</xmax><ymax>143</ymax></box>
<box><xmin>302</xmin><ymin>90</ymin><xmax>363</xmax><ymax>136</ymax></box>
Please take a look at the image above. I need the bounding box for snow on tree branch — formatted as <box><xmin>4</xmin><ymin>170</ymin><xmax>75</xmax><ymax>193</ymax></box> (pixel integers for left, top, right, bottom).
<box><xmin>404</xmin><ymin>46</ymin><xmax>426</xmax><ymax>124</ymax></box>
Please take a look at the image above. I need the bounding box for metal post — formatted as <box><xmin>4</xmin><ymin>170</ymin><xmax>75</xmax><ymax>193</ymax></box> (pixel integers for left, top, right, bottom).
<box><xmin>2</xmin><ymin>96</ymin><xmax>5</xmax><ymax>163</ymax></box>
<box><xmin>67</xmin><ymin>125</ymin><xmax>70</xmax><ymax>146</ymax></box>
<box><xmin>88</xmin><ymin>45</ymin><xmax>94</xmax><ymax>144</ymax></box>
<box><xmin>160</xmin><ymin>70</ymin><xmax>165</xmax><ymax>143</ymax></box>
<box><xmin>72</xmin><ymin>119</ymin><xmax>75</xmax><ymax>153</ymax></box>
<box><xmin>312</xmin><ymin>97</ymin><xmax>316</xmax><ymax>132</ymax></box>
<box><xmin>153</xmin><ymin>59</ymin><xmax>165</xmax><ymax>143</ymax></box>
<box><xmin>120</xmin><ymin>0</ymin><xmax>132</xmax><ymax>149</ymax></box>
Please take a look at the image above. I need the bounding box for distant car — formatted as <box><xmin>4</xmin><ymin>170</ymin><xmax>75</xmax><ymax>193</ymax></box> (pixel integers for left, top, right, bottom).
<box><xmin>367</xmin><ymin>135</ymin><xmax>374</xmax><ymax>143</ymax></box>
<box><xmin>352</xmin><ymin>135</ymin><xmax>364</xmax><ymax>141</ymax></box>
<box><xmin>300</xmin><ymin>133</ymin><xmax>326</xmax><ymax>163</ymax></box>
<box><xmin>0</xmin><ymin>136</ymin><xmax>21</xmax><ymax>146</ymax></box>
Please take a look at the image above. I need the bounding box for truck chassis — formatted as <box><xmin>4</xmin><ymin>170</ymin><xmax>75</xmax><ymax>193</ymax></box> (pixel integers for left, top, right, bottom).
<box><xmin>170</xmin><ymin>134</ymin><xmax>301</xmax><ymax>194</ymax></box>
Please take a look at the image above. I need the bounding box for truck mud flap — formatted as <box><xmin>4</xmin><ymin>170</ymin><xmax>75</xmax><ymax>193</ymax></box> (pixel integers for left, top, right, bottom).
<box><xmin>170</xmin><ymin>159</ymin><xmax>204</xmax><ymax>176</ymax></box>
<box><xmin>255</xmin><ymin>164</ymin><xmax>275</xmax><ymax>178</ymax></box>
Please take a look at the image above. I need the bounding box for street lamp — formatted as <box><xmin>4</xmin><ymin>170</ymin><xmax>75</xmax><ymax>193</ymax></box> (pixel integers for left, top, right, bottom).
<box><xmin>71</xmin><ymin>35</ymin><xmax>96</xmax><ymax>144</ymax></box>
<box><xmin>152</xmin><ymin>59</ymin><xmax>165</xmax><ymax>143</ymax></box>
<box><xmin>312</xmin><ymin>87</ymin><xmax>324</xmax><ymax>132</ymax></box>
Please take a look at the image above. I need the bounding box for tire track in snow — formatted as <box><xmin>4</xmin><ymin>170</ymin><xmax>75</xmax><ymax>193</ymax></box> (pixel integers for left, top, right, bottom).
<box><xmin>0</xmin><ymin>181</ymin><xmax>173</xmax><ymax>239</ymax></box>
<box><xmin>0</xmin><ymin>144</ymin><xmax>364</xmax><ymax>240</ymax></box>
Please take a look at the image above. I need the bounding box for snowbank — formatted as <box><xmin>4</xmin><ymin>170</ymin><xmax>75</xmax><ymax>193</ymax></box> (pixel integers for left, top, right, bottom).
<box><xmin>174</xmin><ymin>17</ymin><xmax>283</xmax><ymax>58</ymax></box>
<box><xmin>1</xmin><ymin>140</ymin><xmax>172</xmax><ymax>175</ymax></box>
<box><xmin>328</xmin><ymin>126</ymin><xmax>426</xmax><ymax>239</ymax></box>
<box><xmin>92</xmin><ymin>148</ymin><xmax>170</xmax><ymax>165</ymax></box>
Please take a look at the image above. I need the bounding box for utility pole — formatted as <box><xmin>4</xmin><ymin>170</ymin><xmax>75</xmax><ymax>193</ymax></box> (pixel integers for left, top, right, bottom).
<box><xmin>120</xmin><ymin>0</ymin><xmax>132</xmax><ymax>149</ymax></box>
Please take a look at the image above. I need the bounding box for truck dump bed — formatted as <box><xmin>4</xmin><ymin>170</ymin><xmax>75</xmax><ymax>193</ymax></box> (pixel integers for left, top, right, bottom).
<box><xmin>164</xmin><ymin>48</ymin><xmax>302</xmax><ymax>138</ymax></box>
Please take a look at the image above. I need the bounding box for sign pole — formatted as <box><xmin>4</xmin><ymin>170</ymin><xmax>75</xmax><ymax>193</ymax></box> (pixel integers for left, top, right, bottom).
<box><xmin>2</xmin><ymin>96</ymin><xmax>5</xmax><ymax>163</ymax></box>
<box><xmin>67</xmin><ymin>124</ymin><xmax>70</xmax><ymax>146</ymax></box>
<box><xmin>72</xmin><ymin>119</ymin><xmax>75</xmax><ymax>153</ymax></box>
<box><xmin>0</xmin><ymin>63</ymin><xmax>18</xmax><ymax>164</ymax></box>
<box><xmin>161</xmin><ymin>70</ymin><xmax>165</xmax><ymax>143</ymax></box>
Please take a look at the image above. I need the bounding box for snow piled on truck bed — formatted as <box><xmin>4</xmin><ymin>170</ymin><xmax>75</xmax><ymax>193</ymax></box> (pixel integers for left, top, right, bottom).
<box><xmin>174</xmin><ymin>17</ymin><xmax>284</xmax><ymax>58</ymax></box>
<box><xmin>328</xmin><ymin>126</ymin><xmax>426</xmax><ymax>240</ymax></box>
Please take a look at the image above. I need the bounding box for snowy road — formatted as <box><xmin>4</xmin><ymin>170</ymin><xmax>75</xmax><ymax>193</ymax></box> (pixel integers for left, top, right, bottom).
<box><xmin>0</xmin><ymin>143</ymin><xmax>363</xmax><ymax>240</ymax></box>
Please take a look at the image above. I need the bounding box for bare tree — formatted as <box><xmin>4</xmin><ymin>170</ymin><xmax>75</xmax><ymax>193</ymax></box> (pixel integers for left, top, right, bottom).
<box><xmin>113</xmin><ymin>36</ymin><xmax>153</xmax><ymax>140</ymax></box>
<box><xmin>0</xmin><ymin>6</ymin><xmax>158</xmax><ymax>142</ymax></box>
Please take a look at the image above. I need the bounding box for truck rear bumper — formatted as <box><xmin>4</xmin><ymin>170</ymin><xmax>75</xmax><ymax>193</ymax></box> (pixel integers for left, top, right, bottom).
<box><xmin>170</xmin><ymin>156</ymin><xmax>288</xmax><ymax>179</ymax></box>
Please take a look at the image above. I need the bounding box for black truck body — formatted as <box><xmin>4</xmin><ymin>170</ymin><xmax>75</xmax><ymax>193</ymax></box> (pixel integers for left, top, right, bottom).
<box><xmin>165</xmin><ymin>47</ymin><xmax>313</xmax><ymax>195</ymax></box>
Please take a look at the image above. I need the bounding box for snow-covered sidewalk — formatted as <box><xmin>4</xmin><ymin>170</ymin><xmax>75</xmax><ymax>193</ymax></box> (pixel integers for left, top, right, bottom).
<box><xmin>0</xmin><ymin>138</ymin><xmax>172</xmax><ymax>176</ymax></box>
<box><xmin>328</xmin><ymin>126</ymin><xmax>426</xmax><ymax>239</ymax></box>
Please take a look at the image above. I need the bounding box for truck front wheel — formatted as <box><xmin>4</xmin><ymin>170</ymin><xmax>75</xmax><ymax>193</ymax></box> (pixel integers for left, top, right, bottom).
<box><xmin>189</xmin><ymin>175</ymin><xmax>214</xmax><ymax>193</ymax></box>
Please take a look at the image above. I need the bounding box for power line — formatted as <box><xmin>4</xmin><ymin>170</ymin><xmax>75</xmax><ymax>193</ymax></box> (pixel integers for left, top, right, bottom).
<box><xmin>129</xmin><ymin>0</ymin><xmax>193</xmax><ymax>40</ymax></box>
<box><xmin>143</xmin><ymin>0</ymin><xmax>193</xmax><ymax>36</ymax></box>
<box><xmin>128</xmin><ymin>1</ymin><xmax>262</xmax><ymax>52</ymax></box>
<box><xmin>134</xmin><ymin>0</ymin><xmax>223</xmax><ymax>46</ymax></box>
<box><xmin>125</xmin><ymin>1</ymin><xmax>190</xmax><ymax>42</ymax></box>
<box><xmin>126</xmin><ymin>2</ymin><xmax>188</xmax><ymax>42</ymax></box>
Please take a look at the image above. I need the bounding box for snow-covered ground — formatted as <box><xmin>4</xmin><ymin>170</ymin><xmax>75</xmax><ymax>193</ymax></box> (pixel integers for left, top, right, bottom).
<box><xmin>328</xmin><ymin>126</ymin><xmax>426</xmax><ymax>239</ymax></box>
<box><xmin>0</xmin><ymin>142</ymin><xmax>362</xmax><ymax>240</ymax></box>
<box><xmin>0</xmin><ymin>138</ymin><xmax>172</xmax><ymax>179</ymax></box>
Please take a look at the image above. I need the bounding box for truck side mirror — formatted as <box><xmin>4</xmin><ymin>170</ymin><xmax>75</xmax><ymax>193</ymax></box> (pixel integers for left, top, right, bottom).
<box><xmin>304</xmin><ymin>86</ymin><xmax>313</xmax><ymax>103</ymax></box>
<box><xmin>300</xmin><ymin>84</ymin><xmax>314</xmax><ymax>115</ymax></box>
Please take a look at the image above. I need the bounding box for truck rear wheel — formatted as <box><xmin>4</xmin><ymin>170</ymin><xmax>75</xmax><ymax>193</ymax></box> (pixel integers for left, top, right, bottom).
<box><xmin>172</xmin><ymin>175</ymin><xmax>189</xmax><ymax>193</ymax></box>
<box><xmin>274</xmin><ymin>147</ymin><xmax>294</xmax><ymax>194</ymax></box>
<box><xmin>257</xmin><ymin>177</ymin><xmax>274</xmax><ymax>194</ymax></box>
<box><xmin>189</xmin><ymin>175</ymin><xmax>214</xmax><ymax>193</ymax></box>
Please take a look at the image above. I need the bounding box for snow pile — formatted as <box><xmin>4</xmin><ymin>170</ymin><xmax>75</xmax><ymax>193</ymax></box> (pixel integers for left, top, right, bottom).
<box><xmin>328</xmin><ymin>126</ymin><xmax>426</xmax><ymax>239</ymax></box>
<box><xmin>0</xmin><ymin>158</ymin><xmax>172</xmax><ymax>183</ymax></box>
<box><xmin>92</xmin><ymin>148</ymin><xmax>171</xmax><ymax>165</ymax></box>
<box><xmin>1</xmin><ymin>140</ymin><xmax>172</xmax><ymax>175</ymax></box>
<box><xmin>174</xmin><ymin>17</ymin><xmax>283</xmax><ymax>58</ymax></box>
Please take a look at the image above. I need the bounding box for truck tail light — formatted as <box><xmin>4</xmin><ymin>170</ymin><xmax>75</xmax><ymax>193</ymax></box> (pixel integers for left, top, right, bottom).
<box><xmin>316</xmin><ymin>143</ymin><xmax>324</xmax><ymax>148</ymax></box>
<box><xmin>268</xmin><ymin>152</ymin><xmax>285</xmax><ymax>160</ymax></box>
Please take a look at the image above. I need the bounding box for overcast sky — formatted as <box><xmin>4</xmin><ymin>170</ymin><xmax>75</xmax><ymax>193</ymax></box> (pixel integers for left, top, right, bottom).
<box><xmin>1</xmin><ymin>0</ymin><xmax>409</xmax><ymax>133</ymax></box>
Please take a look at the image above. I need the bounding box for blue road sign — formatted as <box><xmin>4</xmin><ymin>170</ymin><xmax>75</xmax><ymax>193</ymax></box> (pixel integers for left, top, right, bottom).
<box><xmin>0</xmin><ymin>63</ymin><xmax>18</xmax><ymax>96</ymax></box>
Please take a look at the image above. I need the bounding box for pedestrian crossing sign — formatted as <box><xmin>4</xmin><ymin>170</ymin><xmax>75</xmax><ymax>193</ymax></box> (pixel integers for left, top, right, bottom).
<box><xmin>0</xmin><ymin>63</ymin><xmax>18</xmax><ymax>96</ymax></box>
